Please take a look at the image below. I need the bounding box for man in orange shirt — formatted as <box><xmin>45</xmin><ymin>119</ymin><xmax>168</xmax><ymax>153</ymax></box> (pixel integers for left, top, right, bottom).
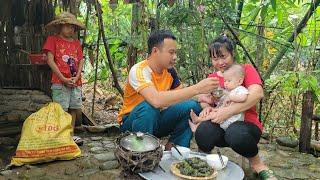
<box><xmin>118</xmin><ymin>30</ymin><xmax>219</xmax><ymax>149</ymax></box>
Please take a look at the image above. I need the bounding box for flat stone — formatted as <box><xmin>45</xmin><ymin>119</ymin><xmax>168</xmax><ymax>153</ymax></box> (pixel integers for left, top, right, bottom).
<box><xmin>85</xmin><ymin>125</ymin><xmax>107</xmax><ymax>133</ymax></box>
<box><xmin>275</xmin><ymin>169</ymin><xmax>310</xmax><ymax>179</ymax></box>
<box><xmin>99</xmin><ymin>160</ymin><xmax>119</xmax><ymax>170</ymax></box>
<box><xmin>30</xmin><ymin>95</ymin><xmax>51</xmax><ymax>104</ymax></box>
<box><xmin>0</xmin><ymin>170</ymin><xmax>12</xmax><ymax>176</ymax></box>
<box><xmin>87</xmin><ymin>142</ymin><xmax>103</xmax><ymax>147</ymax></box>
<box><xmin>276</xmin><ymin>136</ymin><xmax>298</xmax><ymax>148</ymax></box>
<box><xmin>103</xmin><ymin>141</ymin><xmax>115</xmax><ymax>149</ymax></box>
<box><xmin>5</xmin><ymin>94</ymin><xmax>30</xmax><ymax>101</ymax></box>
<box><xmin>102</xmin><ymin>140</ymin><xmax>114</xmax><ymax>145</ymax></box>
<box><xmin>28</xmin><ymin>90</ymin><xmax>46</xmax><ymax>96</ymax></box>
<box><xmin>104</xmin><ymin>124</ymin><xmax>120</xmax><ymax>135</ymax></box>
<box><xmin>103</xmin><ymin>137</ymin><xmax>115</xmax><ymax>141</ymax></box>
<box><xmin>94</xmin><ymin>152</ymin><xmax>116</xmax><ymax>162</ymax></box>
<box><xmin>90</xmin><ymin>147</ymin><xmax>105</xmax><ymax>153</ymax></box>
<box><xmin>276</xmin><ymin>144</ymin><xmax>298</xmax><ymax>152</ymax></box>
<box><xmin>79</xmin><ymin>168</ymin><xmax>99</xmax><ymax>177</ymax></box>
<box><xmin>91</xmin><ymin>136</ymin><xmax>103</xmax><ymax>141</ymax></box>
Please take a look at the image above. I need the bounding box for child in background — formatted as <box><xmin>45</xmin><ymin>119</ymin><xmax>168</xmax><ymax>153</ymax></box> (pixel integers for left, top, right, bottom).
<box><xmin>42</xmin><ymin>12</ymin><xmax>85</xmax><ymax>145</ymax></box>
<box><xmin>189</xmin><ymin>64</ymin><xmax>249</xmax><ymax>131</ymax></box>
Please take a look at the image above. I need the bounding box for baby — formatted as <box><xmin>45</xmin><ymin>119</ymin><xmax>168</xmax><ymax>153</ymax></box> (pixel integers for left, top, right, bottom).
<box><xmin>190</xmin><ymin>64</ymin><xmax>249</xmax><ymax>131</ymax></box>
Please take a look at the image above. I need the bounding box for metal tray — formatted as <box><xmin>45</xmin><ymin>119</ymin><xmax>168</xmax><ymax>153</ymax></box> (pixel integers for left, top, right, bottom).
<box><xmin>139</xmin><ymin>151</ymin><xmax>244</xmax><ymax>180</ymax></box>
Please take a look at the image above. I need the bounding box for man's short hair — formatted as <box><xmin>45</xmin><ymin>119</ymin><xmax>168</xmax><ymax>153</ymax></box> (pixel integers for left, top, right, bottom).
<box><xmin>147</xmin><ymin>30</ymin><xmax>176</xmax><ymax>54</ymax></box>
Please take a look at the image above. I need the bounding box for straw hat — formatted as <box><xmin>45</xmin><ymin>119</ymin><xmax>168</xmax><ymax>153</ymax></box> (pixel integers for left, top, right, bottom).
<box><xmin>45</xmin><ymin>12</ymin><xmax>86</xmax><ymax>32</ymax></box>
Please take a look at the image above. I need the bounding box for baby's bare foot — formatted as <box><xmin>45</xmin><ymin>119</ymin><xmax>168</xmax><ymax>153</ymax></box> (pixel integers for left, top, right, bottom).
<box><xmin>188</xmin><ymin>120</ymin><xmax>199</xmax><ymax>132</ymax></box>
<box><xmin>190</xmin><ymin>109</ymin><xmax>200</xmax><ymax>123</ymax></box>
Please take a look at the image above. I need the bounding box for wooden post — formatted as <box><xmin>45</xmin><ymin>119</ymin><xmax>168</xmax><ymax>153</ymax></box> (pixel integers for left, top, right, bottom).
<box><xmin>299</xmin><ymin>90</ymin><xmax>314</xmax><ymax>153</ymax></box>
<box><xmin>313</xmin><ymin>115</ymin><xmax>320</xmax><ymax>141</ymax></box>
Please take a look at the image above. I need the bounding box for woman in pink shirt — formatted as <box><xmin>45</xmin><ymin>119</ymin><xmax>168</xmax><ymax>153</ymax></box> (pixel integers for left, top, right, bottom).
<box><xmin>192</xmin><ymin>35</ymin><xmax>277</xmax><ymax>180</ymax></box>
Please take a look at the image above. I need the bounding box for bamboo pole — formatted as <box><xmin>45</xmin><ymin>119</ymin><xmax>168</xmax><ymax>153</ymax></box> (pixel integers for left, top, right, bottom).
<box><xmin>95</xmin><ymin>0</ymin><xmax>124</xmax><ymax>96</ymax></box>
<box><xmin>91</xmin><ymin>28</ymin><xmax>101</xmax><ymax>118</ymax></box>
<box><xmin>82</xmin><ymin>0</ymin><xmax>91</xmax><ymax>50</ymax></box>
<box><xmin>264</xmin><ymin>0</ymin><xmax>320</xmax><ymax>80</ymax></box>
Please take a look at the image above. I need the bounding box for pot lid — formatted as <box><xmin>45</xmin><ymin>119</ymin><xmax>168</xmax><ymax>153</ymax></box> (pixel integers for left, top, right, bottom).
<box><xmin>120</xmin><ymin>132</ymin><xmax>160</xmax><ymax>152</ymax></box>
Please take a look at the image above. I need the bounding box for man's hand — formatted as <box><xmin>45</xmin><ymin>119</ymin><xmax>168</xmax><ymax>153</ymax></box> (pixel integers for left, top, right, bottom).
<box><xmin>194</xmin><ymin>77</ymin><xmax>220</xmax><ymax>94</ymax></box>
<box><xmin>198</xmin><ymin>93</ymin><xmax>215</xmax><ymax>104</ymax></box>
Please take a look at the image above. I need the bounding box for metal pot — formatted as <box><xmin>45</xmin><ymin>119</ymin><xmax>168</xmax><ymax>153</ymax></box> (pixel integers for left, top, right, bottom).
<box><xmin>115</xmin><ymin>132</ymin><xmax>163</xmax><ymax>173</ymax></box>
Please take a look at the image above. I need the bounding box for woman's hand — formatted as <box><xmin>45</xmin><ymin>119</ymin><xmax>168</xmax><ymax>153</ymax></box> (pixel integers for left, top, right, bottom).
<box><xmin>199</xmin><ymin>106</ymin><xmax>215</xmax><ymax>118</ymax></box>
<box><xmin>209</xmin><ymin>106</ymin><xmax>234</xmax><ymax>124</ymax></box>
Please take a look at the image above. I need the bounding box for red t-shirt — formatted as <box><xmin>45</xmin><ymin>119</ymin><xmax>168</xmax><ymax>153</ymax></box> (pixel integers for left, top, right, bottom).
<box><xmin>42</xmin><ymin>35</ymin><xmax>83</xmax><ymax>86</ymax></box>
<box><xmin>208</xmin><ymin>64</ymin><xmax>263</xmax><ymax>132</ymax></box>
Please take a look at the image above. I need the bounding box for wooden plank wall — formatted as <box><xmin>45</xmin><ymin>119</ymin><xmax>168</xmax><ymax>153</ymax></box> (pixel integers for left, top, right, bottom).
<box><xmin>0</xmin><ymin>64</ymin><xmax>52</xmax><ymax>96</ymax></box>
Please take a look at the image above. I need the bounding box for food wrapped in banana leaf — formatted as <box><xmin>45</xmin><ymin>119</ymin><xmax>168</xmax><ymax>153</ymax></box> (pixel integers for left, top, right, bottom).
<box><xmin>176</xmin><ymin>157</ymin><xmax>214</xmax><ymax>177</ymax></box>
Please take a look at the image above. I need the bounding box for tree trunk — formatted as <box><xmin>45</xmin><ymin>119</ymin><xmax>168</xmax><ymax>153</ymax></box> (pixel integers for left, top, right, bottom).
<box><xmin>127</xmin><ymin>2</ymin><xmax>140</xmax><ymax>71</ymax></box>
<box><xmin>95</xmin><ymin>0</ymin><xmax>124</xmax><ymax>96</ymax></box>
<box><xmin>299</xmin><ymin>90</ymin><xmax>314</xmax><ymax>153</ymax></box>
<box><xmin>264</xmin><ymin>0</ymin><xmax>320</xmax><ymax>80</ymax></box>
